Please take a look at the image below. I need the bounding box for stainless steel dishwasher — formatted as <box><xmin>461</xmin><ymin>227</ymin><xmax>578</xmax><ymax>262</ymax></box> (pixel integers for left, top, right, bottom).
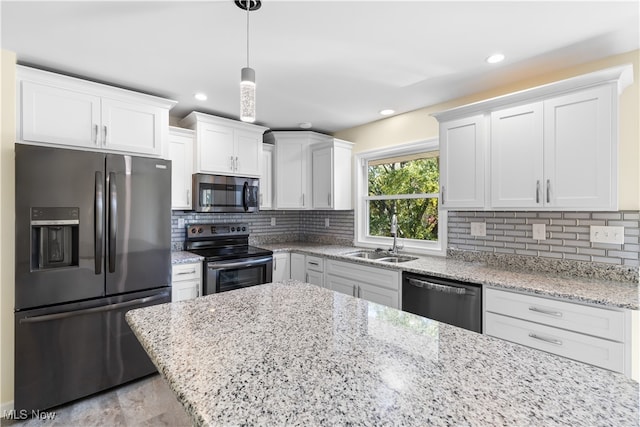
<box><xmin>402</xmin><ymin>272</ymin><xmax>482</xmax><ymax>333</ymax></box>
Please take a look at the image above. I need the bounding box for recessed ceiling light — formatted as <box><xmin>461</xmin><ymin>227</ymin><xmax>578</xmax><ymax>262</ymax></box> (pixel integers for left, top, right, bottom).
<box><xmin>379</xmin><ymin>109</ymin><xmax>395</xmax><ymax>116</ymax></box>
<box><xmin>486</xmin><ymin>53</ymin><xmax>505</xmax><ymax>64</ymax></box>
<box><xmin>194</xmin><ymin>93</ymin><xmax>208</xmax><ymax>101</ymax></box>
<box><xmin>299</xmin><ymin>122</ymin><xmax>312</xmax><ymax>129</ymax></box>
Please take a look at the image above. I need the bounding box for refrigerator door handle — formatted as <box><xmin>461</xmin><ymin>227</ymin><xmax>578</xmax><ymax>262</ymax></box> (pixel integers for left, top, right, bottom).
<box><xmin>108</xmin><ymin>172</ymin><xmax>117</xmax><ymax>273</ymax></box>
<box><xmin>19</xmin><ymin>294</ymin><xmax>167</xmax><ymax>324</ymax></box>
<box><xmin>95</xmin><ymin>171</ymin><xmax>104</xmax><ymax>274</ymax></box>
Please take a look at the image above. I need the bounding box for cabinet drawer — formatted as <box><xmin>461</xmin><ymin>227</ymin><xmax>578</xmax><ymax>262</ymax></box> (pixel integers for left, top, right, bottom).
<box><xmin>485</xmin><ymin>288</ymin><xmax>625</xmax><ymax>341</ymax></box>
<box><xmin>306</xmin><ymin>256</ymin><xmax>324</xmax><ymax>272</ymax></box>
<box><xmin>326</xmin><ymin>260</ymin><xmax>399</xmax><ymax>291</ymax></box>
<box><xmin>171</xmin><ymin>262</ymin><xmax>202</xmax><ymax>282</ymax></box>
<box><xmin>485</xmin><ymin>312</ymin><xmax>624</xmax><ymax>373</ymax></box>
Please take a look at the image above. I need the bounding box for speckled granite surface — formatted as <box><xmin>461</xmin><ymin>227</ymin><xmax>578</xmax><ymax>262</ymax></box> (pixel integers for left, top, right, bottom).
<box><xmin>171</xmin><ymin>251</ymin><xmax>203</xmax><ymax>265</ymax></box>
<box><xmin>258</xmin><ymin>243</ymin><xmax>640</xmax><ymax>310</ymax></box>
<box><xmin>126</xmin><ymin>281</ymin><xmax>639</xmax><ymax>427</ymax></box>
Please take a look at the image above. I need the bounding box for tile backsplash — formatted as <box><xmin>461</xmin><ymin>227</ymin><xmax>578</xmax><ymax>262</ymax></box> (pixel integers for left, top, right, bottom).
<box><xmin>171</xmin><ymin>210</ymin><xmax>354</xmax><ymax>250</ymax></box>
<box><xmin>447</xmin><ymin>210</ymin><xmax>639</xmax><ymax>281</ymax></box>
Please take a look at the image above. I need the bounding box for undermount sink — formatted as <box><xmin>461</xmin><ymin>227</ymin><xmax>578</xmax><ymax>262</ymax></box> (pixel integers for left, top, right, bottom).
<box><xmin>344</xmin><ymin>251</ymin><xmax>418</xmax><ymax>263</ymax></box>
<box><xmin>377</xmin><ymin>255</ymin><xmax>419</xmax><ymax>263</ymax></box>
<box><xmin>344</xmin><ymin>250</ymin><xmax>389</xmax><ymax>260</ymax></box>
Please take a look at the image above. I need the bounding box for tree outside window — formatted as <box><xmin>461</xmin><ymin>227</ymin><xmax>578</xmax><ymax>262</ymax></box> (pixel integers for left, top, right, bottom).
<box><xmin>366</xmin><ymin>152</ymin><xmax>440</xmax><ymax>242</ymax></box>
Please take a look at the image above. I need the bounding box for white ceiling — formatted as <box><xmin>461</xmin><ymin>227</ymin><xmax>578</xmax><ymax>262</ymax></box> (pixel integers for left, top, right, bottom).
<box><xmin>2</xmin><ymin>1</ymin><xmax>638</xmax><ymax>134</ymax></box>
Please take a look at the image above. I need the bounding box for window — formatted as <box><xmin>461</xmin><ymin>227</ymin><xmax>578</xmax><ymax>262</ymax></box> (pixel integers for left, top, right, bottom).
<box><xmin>355</xmin><ymin>139</ymin><xmax>446</xmax><ymax>255</ymax></box>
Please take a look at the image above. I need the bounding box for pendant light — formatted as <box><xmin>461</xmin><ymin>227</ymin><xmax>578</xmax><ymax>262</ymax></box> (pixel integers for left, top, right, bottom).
<box><xmin>236</xmin><ymin>0</ymin><xmax>261</xmax><ymax>123</ymax></box>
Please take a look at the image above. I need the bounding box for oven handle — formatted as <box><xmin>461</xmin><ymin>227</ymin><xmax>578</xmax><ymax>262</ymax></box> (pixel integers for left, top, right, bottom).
<box><xmin>207</xmin><ymin>257</ymin><xmax>272</xmax><ymax>270</ymax></box>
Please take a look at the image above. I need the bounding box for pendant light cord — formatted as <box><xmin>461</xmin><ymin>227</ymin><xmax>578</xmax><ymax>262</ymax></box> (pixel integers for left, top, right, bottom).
<box><xmin>246</xmin><ymin>0</ymin><xmax>250</xmax><ymax>68</ymax></box>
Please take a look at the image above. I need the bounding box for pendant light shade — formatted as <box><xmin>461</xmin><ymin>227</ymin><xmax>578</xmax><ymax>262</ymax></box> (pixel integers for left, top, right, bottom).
<box><xmin>236</xmin><ymin>0</ymin><xmax>261</xmax><ymax>123</ymax></box>
<box><xmin>240</xmin><ymin>67</ymin><xmax>256</xmax><ymax>123</ymax></box>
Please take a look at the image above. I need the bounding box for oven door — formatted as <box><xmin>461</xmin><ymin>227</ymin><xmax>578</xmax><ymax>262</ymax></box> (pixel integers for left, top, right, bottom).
<box><xmin>204</xmin><ymin>256</ymin><xmax>273</xmax><ymax>294</ymax></box>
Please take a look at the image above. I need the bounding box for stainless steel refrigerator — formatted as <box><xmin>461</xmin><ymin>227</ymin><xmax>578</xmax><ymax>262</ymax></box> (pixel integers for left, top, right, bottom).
<box><xmin>14</xmin><ymin>144</ymin><xmax>172</xmax><ymax>412</ymax></box>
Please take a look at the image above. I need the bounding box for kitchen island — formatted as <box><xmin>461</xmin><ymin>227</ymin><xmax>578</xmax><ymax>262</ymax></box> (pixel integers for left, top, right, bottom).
<box><xmin>126</xmin><ymin>280</ymin><xmax>639</xmax><ymax>426</ymax></box>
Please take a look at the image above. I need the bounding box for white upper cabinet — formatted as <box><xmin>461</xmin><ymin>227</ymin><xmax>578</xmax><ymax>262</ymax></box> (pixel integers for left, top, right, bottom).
<box><xmin>260</xmin><ymin>144</ymin><xmax>274</xmax><ymax>210</ymax></box>
<box><xmin>438</xmin><ymin>114</ymin><xmax>486</xmax><ymax>209</ymax></box>
<box><xmin>17</xmin><ymin>66</ymin><xmax>175</xmax><ymax>157</ymax></box>
<box><xmin>179</xmin><ymin>112</ymin><xmax>267</xmax><ymax>178</ymax></box>
<box><xmin>490</xmin><ymin>102</ymin><xmax>544</xmax><ymax>208</ymax></box>
<box><xmin>433</xmin><ymin>64</ymin><xmax>632</xmax><ymax>211</ymax></box>
<box><xmin>543</xmin><ymin>86</ymin><xmax>615</xmax><ymax>209</ymax></box>
<box><xmin>268</xmin><ymin>131</ymin><xmax>353</xmax><ymax>210</ymax></box>
<box><xmin>311</xmin><ymin>138</ymin><xmax>353</xmax><ymax>210</ymax></box>
<box><xmin>168</xmin><ymin>127</ymin><xmax>195</xmax><ymax>210</ymax></box>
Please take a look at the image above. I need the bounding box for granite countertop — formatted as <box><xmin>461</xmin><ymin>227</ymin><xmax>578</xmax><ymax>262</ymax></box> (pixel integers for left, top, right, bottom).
<box><xmin>126</xmin><ymin>281</ymin><xmax>639</xmax><ymax>426</ymax></box>
<box><xmin>258</xmin><ymin>243</ymin><xmax>640</xmax><ymax>310</ymax></box>
<box><xmin>171</xmin><ymin>251</ymin><xmax>204</xmax><ymax>265</ymax></box>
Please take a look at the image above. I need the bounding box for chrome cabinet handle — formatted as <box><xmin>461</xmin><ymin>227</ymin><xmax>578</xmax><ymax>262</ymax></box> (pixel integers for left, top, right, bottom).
<box><xmin>259</xmin><ymin>193</ymin><xmax>263</xmax><ymax>206</ymax></box>
<box><xmin>357</xmin><ymin>285</ymin><xmax>361</xmax><ymax>298</ymax></box>
<box><xmin>274</xmin><ymin>257</ymin><xmax>277</xmax><ymax>270</ymax></box>
<box><xmin>528</xmin><ymin>306</ymin><xmax>563</xmax><ymax>317</ymax></box>
<box><xmin>352</xmin><ymin>285</ymin><xmax>356</xmax><ymax>297</ymax></box>
<box><xmin>305</xmin><ymin>273</ymin><xmax>309</xmax><ymax>282</ymax></box>
<box><xmin>235</xmin><ymin>156</ymin><xmax>239</xmax><ymax>171</ymax></box>
<box><xmin>93</xmin><ymin>124</ymin><xmax>99</xmax><ymax>145</ymax></box>
<box><xmin>176</xmin><ymin>270</ymin><xmax>196</xmax><ymax>275</ymax></box>
<box><xmin>328</xmin><ymin>193</ymin><xmax>331</xmax><ymax>205</ymax></box>
<box><xmin>528</xmin><ymin>333</ymin><xmax>562</xmax><ymax>346</ymax></box>
<box><xmin>308</xmin><ymin>261</ymin><xmax>319</xmax><ymax>266</ymax></box>
<box><xmin>103</xmin><ymin>125</ymin><xmax>108</xmax><ymax>145</ymax></box>
<box><xmin>546</xmin><ymin>179</ymin><xmax>550</xmax><ymax>204</ymax></box>
<box><xmin>302</xmin><ymin>193</ymin><xmax>305</xmax><ymax>206</ymax></box>
<box><xmin>536</xmin><ymin>180</ymin><xmax>540</xmax><ymax>204</ymax></box>
<box><xmin>441</xmin><ymin>186</ymin><xmax>445</xmax><ymax>205</ymax></box>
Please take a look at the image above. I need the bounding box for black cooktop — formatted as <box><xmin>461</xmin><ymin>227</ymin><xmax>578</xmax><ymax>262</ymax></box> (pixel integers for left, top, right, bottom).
<box><xmin>184</xmin><ymin>223</ymin><xmax>272</xmax><ymax>261</ymax></box>
<box><xmin>188</xmin><ymin>244</ymin><xmax>272</xmax><ymax>261</ymax></box>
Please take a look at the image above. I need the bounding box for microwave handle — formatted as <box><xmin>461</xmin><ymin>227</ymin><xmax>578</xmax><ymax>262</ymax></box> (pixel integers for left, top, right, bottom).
<box><xmin>242</xmin><ymin>181</ymin><xmax>249</xmax><ymax>212</ymax></box>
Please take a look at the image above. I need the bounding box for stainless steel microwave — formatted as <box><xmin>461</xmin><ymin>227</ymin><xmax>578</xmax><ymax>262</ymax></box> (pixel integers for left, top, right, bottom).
<box><xmin>192</xmin><ymin>174</ymin><xmax>259</xmax><ymax>213</ymax></box>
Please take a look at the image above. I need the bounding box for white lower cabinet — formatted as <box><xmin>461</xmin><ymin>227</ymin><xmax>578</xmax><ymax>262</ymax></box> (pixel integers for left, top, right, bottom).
<box><xmin>171</xmin><ymin>262</ymin><xmax>202</xmax><ymax>302</ymax></box>
<box><xmin>484</xmin><ymin>287</ymin><xmax>633</xmax><ymax>376</ymax></box>
<box><xmin>326</xmin><ymin>259</ymin><xmax>400</xmax><ymax>309</ymax></box>
<box><xmin>272</xmin><ymin>252</ymin><xmax>290</xmax><ymax>282</ymax></box>
<box><xmin>305</xmin><ymin>255</ymin><xmax>325</xmax><ymax>287</ymax></box>
<box><xmin>290</xmin><ymin>253</ymin><xmax>306</xmax><ymax>281</ymax></box>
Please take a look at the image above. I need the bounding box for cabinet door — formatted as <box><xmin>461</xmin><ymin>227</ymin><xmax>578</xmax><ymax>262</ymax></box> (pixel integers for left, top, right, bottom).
<box><xmin>101</xmin><ymin>97</ymin><xmax>164</xmax><ymax>156</ymax></box>
<box><xmin>358</xmin><ymin>283</ymin><xmax>399</xmax><ymax>309</ymax></box>
<box><xmin>290</xmin><ymin>253</ymin><xmax>306</xmax><ymax>281</ymax></box>
<box><xmin>260</xmin><ymin>145</ymin><xmax>274</xmax><ymax>209</ymax></box>
<box><xmin>235</xmin><ymin>130</ymin><xmax>262</xmax><ymax>177</ymax></box>
<box><xmin>172</xmin><ymin>280</ymin><xmax>200</xmax><ymax>302</ymax></box>
<box><xmin>312</xmin><ymin>146</ymin><xmax>333</xmax><ymax>209</ymax></box>
<box><xmin>490</xmin><ymin>103</ymin><xmax>544</xmax><ymax>208</ymax></box>
<box><xmin>306</xmin><ymin>270</ymin><xmax>324</xmax><ymax>287</ymax></box>
<box><xmin>197</xmin><ymin>123</ymin><xmax>235</xmax><ymax>174</ymax></box>
<box><xmin>326</xmin><ymin>274</ymin><xmax>356</xmax><ymax>297</ymax></box>
<box><xmin>275</xmin><ymin>140</ymin><xmax>306</xmax><ymax>209</ymax></box>
<box><xmin>21</xmin><ymin>81</ymin><xmax>101</xmax><ymax>148</ymax></box>
<box><xmin>272</xmin><ymin>252</ymin><xmax>290</xmax><ymax>282</ymax></box>
<box><xmin>439</xmin><ymin>114</ymin><xmax>486</xmax><ymax>208</ymax></box>
<box><xmin>168</xmin><ymin>129</ymin><xmax>194</xmax><ymax>210</ymax></box>
<box><xmin>544</xmin><ymin>85</ymin><xmax>615</xmax><ymax>209</ymax></box>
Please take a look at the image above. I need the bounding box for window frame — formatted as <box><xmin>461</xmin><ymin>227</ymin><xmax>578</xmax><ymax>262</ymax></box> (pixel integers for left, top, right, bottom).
<box><xmin>353</xmin><ymin>138</ymin><xmax>447</xmax><ymax>256</ymax></box>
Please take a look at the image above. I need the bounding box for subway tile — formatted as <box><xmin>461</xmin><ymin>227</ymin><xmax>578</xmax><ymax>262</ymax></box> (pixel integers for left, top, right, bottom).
<box><xmin>592</xmin><ymin>256</ymin><xmax>622</xmax><ymax>265</ymax></box>
<box><xmin>623</xmin><ymin>259</ymin><xmax>640</xmax><ymax>267</ymax></box>
<box><xmin>549</xmin><ymin>232</ymin><xmax>577</xmax><ymax>240</ymax></box>
<box><xmin>526</xmin><ymin>244</ymin><xmax>550</xmax><ymax>251</ymax></box>
<box><xmin>551</xmin><ymin>219</ymin><xmax>578</xmax><ymax>226</ymax></box>
<box><xmin>578</xmin><ymin>248</ymin><xmax>607</xmax><ymax>256</ymax></box>
<box><xmin>538</xmin><ymin>252</ymin><xmax>563</xmax><ymax>259</ymax></box>
<box><xmin>515</xmin><ymin>249</ymin><xmax>538</xmax><ymax>256</ymax></box>
<box><xmin>537</xmin><ymin>212</ymin><xmax>563</xmax><ymax>219</ymax></box>
<box><xmin>608</xmin><ymin>220</ymin><xmax>640</xmax><ymax>227</ymax></box>
<box><xmin>607</xmin><ymin>250</ymin><xmax>639</xmax><ymax>260</ymax></box>
<box><xmin>592</xmin><ymin>242</ymin><xmax>624</xmax><ymax>250</ymax></box>
<box><xmin>592</xmin><ymin>212</ymin><xmax>622</xmax><ymax>220</ymax></box>
<box><xmin>550</xmin><ymin>245</ymin><xmax>577</xmax><ymax>254</ymax></box>
<box><xmin>563</xmin><ymin>226</ymin><xmax>590</xmax><ymax>233</ymax></box>
<box><xmin>622</xmin><ymin>212</ymin><xmax>640</xmax><ymax>220</ymax></box>
<box><xmin>527</xmin><ymin>219</ymin><xmax>550</xmax><ymax>225</ymax></box>
<box><xmin>562</xmin><ymin>212</ymin><xmax>591</xmax><ymax>219</ymax></box>
<box><xmin>577</xmin><ymin>220</ymin><xmax>606</xmax><ymax>226</ymax></box>
<box><xmin>515</xmin><ymin>212</ymin><xmax>538</xmax><ymax>218</ymax></box>
<box><xmin>504</xmin><ymin>242</ymin><xmax>526</xmax><ymax>249</ymax></box>
<box><xmin>563</xmin><ymin>253</ymin><xmax>591</xmax><ymax>262</ymax></box>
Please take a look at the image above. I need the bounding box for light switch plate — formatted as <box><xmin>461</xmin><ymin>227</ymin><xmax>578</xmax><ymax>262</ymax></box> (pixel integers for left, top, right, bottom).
<box><xmin>590</xmin><ymin>226</ymin><xmax>624</xmax><ymax>244</ymax></box>
<box><xmin>177</xmin><ymin>218</ymin><xmax>185</xmax><ymax>228</ymax></box>
<box><xmin>325</xmin><ymin>218</ymin><xmax>330</xmax><ymax>228</ymax></box>
<box><xmin>532</xmin><ymin>223</ymin><xmax>546</xmax><ymax>240</ymax></box>
<box><xmin>470</xmin><ymin>222</ymin><xmax>486</xmax><ymax>237</ymax></box>
<box><xmin>271</xmin><ymin>217</ymin><xmax>276</xmax><ymax>226</ymax></box>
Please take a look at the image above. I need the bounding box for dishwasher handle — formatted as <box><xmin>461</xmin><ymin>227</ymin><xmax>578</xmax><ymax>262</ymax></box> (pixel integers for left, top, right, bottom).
<box><xmin>407</xmin><ymin>277</ymin><xmax>468</xmax><ymax>295</ymax></box>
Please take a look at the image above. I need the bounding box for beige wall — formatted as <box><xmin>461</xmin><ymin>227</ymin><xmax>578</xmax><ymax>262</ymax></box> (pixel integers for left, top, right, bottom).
<box><xmin>1</xmin><ymin>49</ymin><xmax>16</xmax><ymax>410</ymax></box>
<box><xmin>335</xmin><ymin>50</ymin><xmax>640</xmax><ymax>210</ymax></box>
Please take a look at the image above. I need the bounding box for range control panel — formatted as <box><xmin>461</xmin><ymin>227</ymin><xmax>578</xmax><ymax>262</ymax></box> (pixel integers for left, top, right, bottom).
<box><xmin>186</xmin><ymin>223</ymin><xmax>249</xmax><ymax>239</ymax></box>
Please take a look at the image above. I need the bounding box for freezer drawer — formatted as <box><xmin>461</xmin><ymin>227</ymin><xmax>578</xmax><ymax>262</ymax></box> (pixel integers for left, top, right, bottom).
<box><xmin>14</xmin><ymin>288</ymin><xmax>170</xmax><ymax>412</ymax></box>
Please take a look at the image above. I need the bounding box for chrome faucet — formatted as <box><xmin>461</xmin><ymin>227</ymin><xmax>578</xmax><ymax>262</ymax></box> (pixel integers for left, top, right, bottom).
<box><xmin>390</xmin><ymin>214</ymin><xmax>399</xmax><ymax>255</ymax></box>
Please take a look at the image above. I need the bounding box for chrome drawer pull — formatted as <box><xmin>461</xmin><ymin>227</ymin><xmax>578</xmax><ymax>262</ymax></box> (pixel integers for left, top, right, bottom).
<box><xmin>528</xmin><ymin>333</ymin><xmax>562</xmax><ymax>346</ymax></box>
<box><xmin>528</xmin><ymin>306</ymin><xmax>563</xmax><ymax>317</ymax></box>
<box><xmin>176</xmin><ymin>270</ymin><xmax>197</xmax><ymax>275</ymax></box>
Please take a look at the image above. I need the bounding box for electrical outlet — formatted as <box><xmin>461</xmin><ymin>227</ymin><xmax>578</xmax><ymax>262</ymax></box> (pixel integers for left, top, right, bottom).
<box><xmin>177</xmin><ymin>218</ymin><xmax>185</xmax><ymax>229</ymax></box>
<box><xmin>590</xmin><ymin>226</ymin><xmax>624</xmax><ymax>244</ymax></box>
<box><xmin>325</xmin><ymin>218</ymin><xmax>330</xmax><ymax>228</ymax></box>
<box><xmin>532</xmin><ymin>223</ymin><xmax>546</xmax><ymax>240</ymax></box>
<box><xmin>470</xmin><ymin>222</ymin><xmax>486</xmax><ymax>237</ymax></box>
<box><xmin>271</xmin><ymin>217</ymin><xmax>276</xmax><ymax>226</ymax></box>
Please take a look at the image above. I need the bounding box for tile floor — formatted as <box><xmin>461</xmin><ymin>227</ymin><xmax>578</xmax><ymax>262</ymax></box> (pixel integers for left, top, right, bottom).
<box><xmin>1</xmin><ymin>374</ymin><xmax>191</xmax><ymax>427</ymax></box>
